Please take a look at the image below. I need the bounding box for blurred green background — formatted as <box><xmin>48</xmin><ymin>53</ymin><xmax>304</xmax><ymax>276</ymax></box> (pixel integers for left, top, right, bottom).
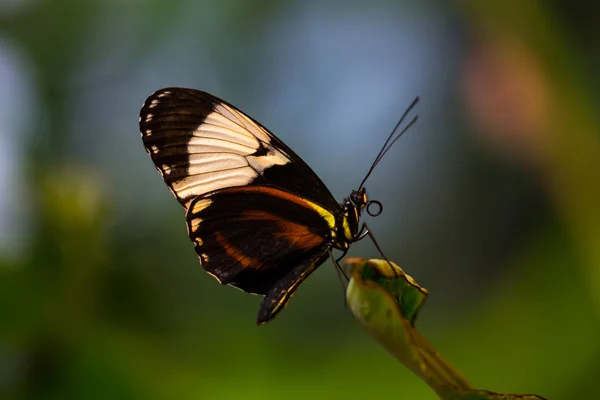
<box><xmin>1</xmin><ymin>1</ymin><xmax>599</xmax><ymax>399</ymax></box>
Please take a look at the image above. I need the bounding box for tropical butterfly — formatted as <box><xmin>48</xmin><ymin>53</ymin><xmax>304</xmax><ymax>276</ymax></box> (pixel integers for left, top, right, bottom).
<box><xmin>139</xmin><ymin>88</ymin><xmax>418</xmax><ymax>324</ymax></box>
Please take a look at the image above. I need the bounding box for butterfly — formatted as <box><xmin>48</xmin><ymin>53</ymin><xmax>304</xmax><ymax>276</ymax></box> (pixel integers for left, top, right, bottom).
<box><xmin>139</xmin><ymin>88</ymin><xmax>418</xmax><ymax>324</ymax></box>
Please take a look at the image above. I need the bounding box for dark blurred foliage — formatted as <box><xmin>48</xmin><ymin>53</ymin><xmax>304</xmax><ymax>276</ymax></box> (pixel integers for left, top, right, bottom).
<box><xmin>0</xmin><ymin>1</ymin><xmax>598</xmax><ymax>399</ymax></box>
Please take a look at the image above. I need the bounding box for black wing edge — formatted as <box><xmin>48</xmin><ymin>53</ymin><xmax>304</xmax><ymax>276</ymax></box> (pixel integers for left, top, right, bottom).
<box><xmin>256</xmin><ymin>247</ymin><xmax>329</xmax><ymax>325</ymax></box>
<box><xmin>139</xmin><ymin>88</ymin><xmax>220</xmax><ymax>208</ymax></box>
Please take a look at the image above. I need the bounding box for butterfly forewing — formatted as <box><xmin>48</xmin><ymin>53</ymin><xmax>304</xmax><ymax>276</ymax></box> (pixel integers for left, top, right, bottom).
<box><xmin>139</xmin><ymin>88</ymin><xmax>338</xmax><ymax>211</ymax></box>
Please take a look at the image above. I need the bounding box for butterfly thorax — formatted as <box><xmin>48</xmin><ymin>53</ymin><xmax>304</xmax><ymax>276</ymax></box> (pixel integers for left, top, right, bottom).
<box><xmin>331</xmin><ymin>188</ymin><xmax>368</xmax><ymax>250</ymax></box>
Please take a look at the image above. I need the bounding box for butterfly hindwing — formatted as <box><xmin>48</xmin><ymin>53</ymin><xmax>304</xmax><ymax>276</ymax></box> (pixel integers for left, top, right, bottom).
<box><xmin>186</xmin><ymin>185</ymin><xmax>334</xmax><ymax>322</ymax></box>
<box><xmin>258</xmin><ymin>249</ymin><xmax>329</xmax><ymax>324</ymax></box>
<box><xmin>139</xmin><ymin>88</ymin><xmax>338</xmax><ymax>211</ymax></box>
<box><xmin>186</xmin><ymin>185</ymin><xmax>333</xmax><ymax>290</ymax></box>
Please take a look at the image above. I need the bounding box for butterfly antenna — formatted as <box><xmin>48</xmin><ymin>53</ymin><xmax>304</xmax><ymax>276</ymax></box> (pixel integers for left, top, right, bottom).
<box><xmin>372</xmin><ymin>114</ymin><xmax>418</xmax><ymax>169</ymax></box>
<box><xmin>358</xmin><ymin>97</ymin><xmax>419</xmax><ymax>191</ymax></box>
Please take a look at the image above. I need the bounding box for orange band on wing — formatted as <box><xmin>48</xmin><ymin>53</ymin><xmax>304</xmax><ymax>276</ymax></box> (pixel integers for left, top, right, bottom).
<box><xmin>241</xmin><ymin>210</ymin><xmax>325</xmax><ymax>251</ymax></box>
<box><xmin>212</xmin><ymin>186</ymin><xmax>336</xmax><ymax>228</ymax></box>
<box><xmin>214</xmin><ymin>231</ymin><xmax>262</xmax><ymax>269</ymax></box>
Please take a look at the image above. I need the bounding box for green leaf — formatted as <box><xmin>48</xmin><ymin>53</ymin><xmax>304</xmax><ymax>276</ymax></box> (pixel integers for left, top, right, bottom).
<box><xmin>343</xmin><ymin>258</ymin><xmax>547</xmax><ymax>400</ymax></box>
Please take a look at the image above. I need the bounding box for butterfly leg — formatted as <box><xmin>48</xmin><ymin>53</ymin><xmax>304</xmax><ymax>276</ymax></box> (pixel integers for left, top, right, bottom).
<box><xmin>329</xmin><ymin>248</ymin><xmax>350</xmax><ymax>308</ymax></box>
<box><xmin>354</xmin><ymin>223</ymin><xmax>370</xmax><ymax>241</ymax></box>
<box><xmin>330</xmin><ymin>248</ymin><xmax>349</xmax><ymax>281</ymax></box>
<box><xmin>361</xmin><ymin>222</ymin><xmax>399</xmax><ymax>278</ymax></box>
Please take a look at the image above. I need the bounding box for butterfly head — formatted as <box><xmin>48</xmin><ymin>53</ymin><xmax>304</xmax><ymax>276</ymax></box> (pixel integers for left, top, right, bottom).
<box><xmin>335</xmin><ymin>188</ymin><xmax>368</xmax><ymax>246</ymax></box>
<box><xmin>348</xmin><ymin>188</ymin><xmax>368</xmax><ymax>211</ymax></box>
<box><xmin>336</xmin><ymin>187</ymin><xmax>384</xmax><ymax>247</ymax></box>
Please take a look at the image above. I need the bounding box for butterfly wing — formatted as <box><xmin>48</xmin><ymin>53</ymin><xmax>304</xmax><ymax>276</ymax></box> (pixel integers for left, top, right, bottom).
<box><xmin>186</xmin><ymin>185</ymin><xmax>334</xmax><ymax>323</ymax></box>
<box><xmin>139</xmin><ymin>87</ymin><xmax>338</xmax><ymax>211</ymax></box>
<box><xmin>139</xmin><ymin>88</ymin><xmax>343</xmax><ymax>323</ymax></box>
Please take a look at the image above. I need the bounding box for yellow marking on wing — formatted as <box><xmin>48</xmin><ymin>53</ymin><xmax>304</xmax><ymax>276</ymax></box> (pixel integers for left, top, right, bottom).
<box><xmin>222</xmin><ymin>186</ymin><xmax>336</xmax><ymax>229</ymax></box>
<box><xmin>303</xmin><ymin>201</ymin><xmax>335</xmax><ymax>229</ymax></box>
<box><xmin>189</xmin><ymin>218</ymin><xmax>202</xmax><ymax>233</ymax></box>
<box><xmin>191</xmin><ymin>198</ymin><xmax>213</xmax><ymax>214</ymax></box>
<box><xmin>161</xmin><ymin>164</ymin><xmax>172</xmax><ymax>174</ymax></box>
